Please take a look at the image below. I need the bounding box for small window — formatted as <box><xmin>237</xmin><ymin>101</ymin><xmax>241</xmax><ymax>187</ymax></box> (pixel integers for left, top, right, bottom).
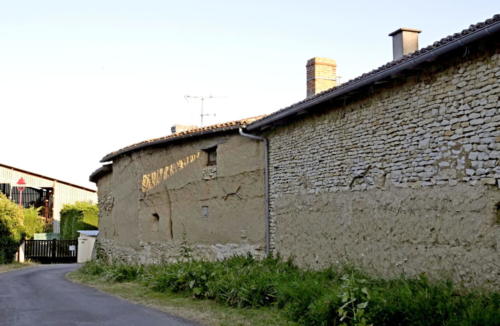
<box><xmin>201</xmin><ymin>206</ymin><xmax>209</xmax><ymax>218</ymax></box>
<box><xmin>205</xmin><ymin>146</ymin><xmax>217</xmax><ymax>166</ymax></box>
<box><xmin>496</xmin><ymin>202</ymin><xmax>500</xmax><ymax>225</ymax></box>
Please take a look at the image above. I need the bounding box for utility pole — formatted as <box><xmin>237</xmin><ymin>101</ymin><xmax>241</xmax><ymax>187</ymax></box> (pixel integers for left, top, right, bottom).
<box><xmin>184</xmin><ymin>95</ymin><xmax>220</xmax><ymax>126</ymax></box>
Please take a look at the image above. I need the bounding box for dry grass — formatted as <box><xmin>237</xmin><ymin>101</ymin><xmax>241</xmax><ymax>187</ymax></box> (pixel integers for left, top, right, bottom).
<box><xmin>67</xmin><ymin>271</ymin><xmax>295</xmax><ymax>326</ymax></box>
<box><xmin>0</xmin><ymin>262</ymin><xmax>36</xmax><ymax>274</ymax></box>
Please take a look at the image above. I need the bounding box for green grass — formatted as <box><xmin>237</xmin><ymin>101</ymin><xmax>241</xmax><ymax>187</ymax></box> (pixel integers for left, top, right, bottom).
<box><xmin>68</xmin><ymin>270</ymin><xmax>295</xmax><ymax>326</ymax></box>
<box><xmin>71</xmin><ymin>257</ymin><xmax>500</xmax><ymax>326</ymax></box>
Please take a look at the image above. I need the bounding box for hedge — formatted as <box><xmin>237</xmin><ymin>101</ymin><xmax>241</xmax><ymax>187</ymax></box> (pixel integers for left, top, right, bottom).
<box><xmin>60</xmin><ymin>202</ymin><xmax>98</xmax><ymax>240</ymax></box>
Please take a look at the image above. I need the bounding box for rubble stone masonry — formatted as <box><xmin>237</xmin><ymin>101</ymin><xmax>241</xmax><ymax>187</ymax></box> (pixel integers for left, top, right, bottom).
<box><xmin>267</xmin><ymin>49</ymin><xmax>500</xmax><ymax>288</ymax></box>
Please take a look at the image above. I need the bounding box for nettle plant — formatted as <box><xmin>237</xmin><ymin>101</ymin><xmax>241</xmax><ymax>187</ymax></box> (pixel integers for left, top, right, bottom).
<box><xmin>337</xmin><ymin>274</ymin><xmax>372</xmax><ymax>326</ymax></box>
<box><xmin>179</xmin><ymin>231</ymin><xmax>193</xmax><ymax>260</ymax></box>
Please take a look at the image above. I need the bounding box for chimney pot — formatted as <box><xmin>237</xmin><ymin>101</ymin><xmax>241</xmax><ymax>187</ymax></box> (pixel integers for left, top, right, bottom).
<box><xmin>171</xmin><ymin>124</ymin><xmax>198</xmax><ymax>134</ymax></box>
<box><xmin>306</xmin><ymin>57</ymin><xmax>337</xmax><ymax>98</ymax></box>
<box><xmin>389</xmin><ymin>28</ymin><xmax>421</xmax><ymax>60</ymax></box>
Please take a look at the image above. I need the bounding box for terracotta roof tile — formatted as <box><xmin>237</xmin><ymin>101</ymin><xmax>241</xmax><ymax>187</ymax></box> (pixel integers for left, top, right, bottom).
<box><xmin>101</xmin><ymin>115</ymin><xmax>266</xmax><ymax>162</ymax></box>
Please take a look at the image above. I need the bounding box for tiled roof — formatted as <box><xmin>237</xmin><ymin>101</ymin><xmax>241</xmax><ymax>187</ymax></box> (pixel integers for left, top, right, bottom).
<box><xmin>100</xmin><ymin>115</ymin><xmax>265</xmax><ymax>162</ymax></box>
<box><xmin>247</xmin><ymin>14</ymin><xmax>500</xmax><ymax>131</ymax></box>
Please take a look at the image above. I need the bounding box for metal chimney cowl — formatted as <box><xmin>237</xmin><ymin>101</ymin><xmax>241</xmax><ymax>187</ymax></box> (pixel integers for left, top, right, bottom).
<box><xmin>389</xmin><ymin>28</ymin><xmax>421</xmax><ymax>60</ymax></box>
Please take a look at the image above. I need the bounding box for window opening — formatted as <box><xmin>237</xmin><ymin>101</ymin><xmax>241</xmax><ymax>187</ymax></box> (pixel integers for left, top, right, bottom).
<box><xmin>205</xmin><ymin>146</ymin><xmax>217</xmax><ymax>166</ymax></box>
<box><xmin>201</xmin><ymin>206</ymin><xmax>209</xmax><ymax>218</ymax></box>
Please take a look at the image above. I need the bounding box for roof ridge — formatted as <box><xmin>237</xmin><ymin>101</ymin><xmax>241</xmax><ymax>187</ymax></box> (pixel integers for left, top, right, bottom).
<box><xmin>247</xmin><ymin>13</ymin><xmax>500</xmax><ymax>129</ymax></box>
<box><xmin>100</xmin><ymin>114</ymin><xmax>267</xmax><ymax>162</ymax></box>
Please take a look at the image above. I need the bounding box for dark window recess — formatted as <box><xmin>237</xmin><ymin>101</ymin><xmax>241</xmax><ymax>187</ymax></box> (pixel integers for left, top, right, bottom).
<box><xmin>201</xmin><ymin>206</ymin><xmax>209</xmax><ymax>218</ymax></box>
<box><xmin>152</xmin><ymin>213</ymin><xmax>160</xmax><ymax>221</ymax></box>
<box><xmin>0</xmin><ymin>184</ymin><xmax>11</xmax><ymax>197</ymax></box>
<box><xmin>205</xmin><ymin>147</ymin><xmax>217</xmax><ymax>166</ymax></box>
<box><xmin>9</xmin><ymin>186</ymin><xmax>48</xmax><ymax>209</ymax></box>
<box><xmin>496</xmin><ymin>202</ymin><xmax>500</xmax><ymax>225</ymax></box>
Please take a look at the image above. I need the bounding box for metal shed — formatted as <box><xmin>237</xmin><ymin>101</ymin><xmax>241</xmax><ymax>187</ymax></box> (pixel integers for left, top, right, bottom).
<box><xmin>0</xmin><ymin>163</ymin><xmax>97</xmax><ymax>234</ymax></box>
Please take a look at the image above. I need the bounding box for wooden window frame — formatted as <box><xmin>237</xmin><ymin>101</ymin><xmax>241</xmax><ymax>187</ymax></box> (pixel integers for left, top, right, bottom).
<box><xmin>205</xmin><ymin>146</ymin><xmax>217</xmax><ymax>166</ymax></box>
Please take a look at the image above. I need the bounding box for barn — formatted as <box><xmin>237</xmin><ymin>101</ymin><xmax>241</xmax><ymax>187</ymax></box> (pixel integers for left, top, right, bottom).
<box><xmin>0</xmin><ymin>163</ymin><xmax>97</xmax><ymax>234</ymax></box>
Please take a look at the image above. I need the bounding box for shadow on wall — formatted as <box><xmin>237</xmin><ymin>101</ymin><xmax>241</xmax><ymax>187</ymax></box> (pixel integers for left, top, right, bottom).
<box><xmin>141</xmin><ymin>153</ymin><xmax>201</xmax><ymax>192</ymax></box>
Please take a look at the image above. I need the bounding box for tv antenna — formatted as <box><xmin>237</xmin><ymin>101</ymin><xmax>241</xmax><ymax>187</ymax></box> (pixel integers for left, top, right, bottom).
<box><xmin>184</xmin><ymin>95</ymin><xmax>222</xmax><ymax>126</ymax></box>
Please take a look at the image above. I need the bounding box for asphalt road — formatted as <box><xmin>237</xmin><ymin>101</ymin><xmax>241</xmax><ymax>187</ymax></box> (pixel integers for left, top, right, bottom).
<box><xmin>0</xmin><ymin>264</ymin><xmax>200</xmax><ymax>326</ymax></box>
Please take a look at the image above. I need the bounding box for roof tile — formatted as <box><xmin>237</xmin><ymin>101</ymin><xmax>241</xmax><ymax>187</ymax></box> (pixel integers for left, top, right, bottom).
<box><xmin>101</xmin><ymin>115</ymin><xmax>265</xmax><ymax>162</ymax></box>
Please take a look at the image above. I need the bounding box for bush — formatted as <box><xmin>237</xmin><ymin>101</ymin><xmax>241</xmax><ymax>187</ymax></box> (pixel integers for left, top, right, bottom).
<box><xmin>60</xmin><ymin>201</ymin><xmax>98</xmax><ymax>240</ymax></box>
<box><xmin>148</xmin><ymin>260</ymin><xmax>216</xmax><ymax>297</ymax></box>
<box><xmin>0</xmin><ymin>194</ymin><xmax>25</xmax><ymax>264</ymax></box>
<box><xmin>22</xmin><ymin>207</ymin><xmax>46</xmax><ymax>239</ymax></box>
<box><xmin>78</xmin><ymin>257</ymin><xmax>500</xmax><ymax>326</ymax></box>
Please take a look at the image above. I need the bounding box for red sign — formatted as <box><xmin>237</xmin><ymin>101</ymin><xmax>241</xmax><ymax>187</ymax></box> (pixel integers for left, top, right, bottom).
<box><xmin>16</xmin><ymin>177</ymin><xmax>26</xmax><ymax>192</ymax></box>
<box><xmin>16</xmin><ymin>177</ymin><xmax>26</xmax><ymax>207</ymax></box>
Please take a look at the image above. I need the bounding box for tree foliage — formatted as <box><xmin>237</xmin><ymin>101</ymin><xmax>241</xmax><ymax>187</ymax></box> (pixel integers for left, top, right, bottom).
<box><xmin>60</xmin><ymin>201</ymin><xmax>98</xmax><ymax>240</ymax></box>
<box><xmin>0</xmin><ymin>194</ymin><xmax>46</xmax><ymax>263</ymax></box>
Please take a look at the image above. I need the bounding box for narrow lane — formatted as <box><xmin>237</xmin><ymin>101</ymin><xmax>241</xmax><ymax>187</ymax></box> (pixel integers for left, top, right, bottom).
<box><xmin>0</xmin><ymin>264</ymin><xmax>200</xmax><ymax>326</ymax></box>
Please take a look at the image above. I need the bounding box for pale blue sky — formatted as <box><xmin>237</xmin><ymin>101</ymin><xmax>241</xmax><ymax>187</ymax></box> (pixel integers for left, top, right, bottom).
<box><xmin>1</xmin><ymin>1</ymin><xmax>498</xmax><ymax>188</ymax></box>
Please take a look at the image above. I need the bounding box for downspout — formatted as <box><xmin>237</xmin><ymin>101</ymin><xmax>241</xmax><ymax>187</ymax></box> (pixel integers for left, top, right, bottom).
<box><xmin>239</xmin><ymin>128</ymin><xmax>270</xmax><ymax>257</ymax></box>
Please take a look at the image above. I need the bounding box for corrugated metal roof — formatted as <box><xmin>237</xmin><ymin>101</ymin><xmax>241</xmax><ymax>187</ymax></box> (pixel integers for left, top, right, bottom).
<box><xmin>0</xmin><ymin>162</ymin><xmax>96</xmax><ymax>193</ymax></box>
<box><xmin>77</xmin><ymin>230</ymin><xmax>99</xmax><ymax>236</ymax></box>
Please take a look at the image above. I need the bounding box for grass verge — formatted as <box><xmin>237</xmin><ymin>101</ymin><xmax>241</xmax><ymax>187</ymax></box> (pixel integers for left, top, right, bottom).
<box><xmin>0</xmin><ymin>262</ymin><xmax>36</xmax><ymax>274</ymax></box>
<box><xmin>67</xmin><ymin>270</ymin><xmax>296</xmax><ymax>326</ymax></box>
<box><xmin>70</xmin><ymin>257</ymin><xmax>499</xmax><ymax>326</ymax></box>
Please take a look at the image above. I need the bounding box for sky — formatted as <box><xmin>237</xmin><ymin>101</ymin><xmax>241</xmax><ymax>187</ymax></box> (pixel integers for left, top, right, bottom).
<box><xmin>1</xmin><ymin>0</ymin><xmax>498</xmax><ymax>189</ymax></box>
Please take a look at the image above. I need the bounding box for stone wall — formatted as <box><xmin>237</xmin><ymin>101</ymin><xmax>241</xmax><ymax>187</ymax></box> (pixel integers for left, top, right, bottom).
<box><xmin>96</xmin><ymin>133</ymin><xmax>266</xmax><ymax>264</ymax></box>
<box><xmin>267</xmin><ymin>48</ymin><xmax>500</xmax><ymax>288</ymax></box>
<box><xmin>97</xmin><ymin>238</ymin><xmax>264</xmax><ymax>264</ymax></box>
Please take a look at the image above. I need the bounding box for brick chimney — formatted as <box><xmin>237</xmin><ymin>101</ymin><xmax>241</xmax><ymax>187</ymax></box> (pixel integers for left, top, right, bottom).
<box><xmin>389</xmin><ymin>28</ymin><xmax>421</xmax><ymax>60</ymax></box>
<box><xmin>306</xmin><ymin>57</ymin><xmax>337</xmax><ymax>97</ymax></box>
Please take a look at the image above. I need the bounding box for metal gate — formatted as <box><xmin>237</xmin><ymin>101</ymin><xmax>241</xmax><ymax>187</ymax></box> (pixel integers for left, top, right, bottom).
<box><xmin>24</xmin><ymin>239</ymin><xmax>78</xmax><ymax>263</ymax></box>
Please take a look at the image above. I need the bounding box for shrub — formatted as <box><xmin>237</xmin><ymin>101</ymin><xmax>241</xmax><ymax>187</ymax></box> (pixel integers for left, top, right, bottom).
<box><xmin>0</xmin><ymin>193</ymin><xmax>25</xmax><ymax>264</ymax></box>
<box><xmin>148</xmin><ymin>260</ymin><xmax>216</xmax><ymax>297</ymax></box>
<box><xmin>22</xmin><ymin>207</ymin><xmax>46</xmax><ymax>239</ymax></box>
<box><xmin>60</xmin><ymin>201</ymin><xmax>98</xmax><ymax>240</ymax></box>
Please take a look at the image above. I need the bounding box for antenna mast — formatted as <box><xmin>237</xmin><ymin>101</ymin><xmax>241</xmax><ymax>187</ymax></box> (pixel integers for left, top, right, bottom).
<box><xmin>184</xmin><ymin>95</ymin><xmax>219</xmax><ymax>126</ymax></box>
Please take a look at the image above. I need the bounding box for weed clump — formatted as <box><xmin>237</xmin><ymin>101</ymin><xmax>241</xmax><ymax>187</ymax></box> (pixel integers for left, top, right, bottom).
<box><xmin>79</xmin><ymin>256</ymin><xmax>500</xmax><ymax>326</ymax></box>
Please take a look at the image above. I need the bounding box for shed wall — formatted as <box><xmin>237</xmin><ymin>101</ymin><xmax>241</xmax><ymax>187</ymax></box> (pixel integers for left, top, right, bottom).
<box><xmin>0</xmin><ymin>165</ymin><xmax>97</xmax><ymax>233</ymax></box>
